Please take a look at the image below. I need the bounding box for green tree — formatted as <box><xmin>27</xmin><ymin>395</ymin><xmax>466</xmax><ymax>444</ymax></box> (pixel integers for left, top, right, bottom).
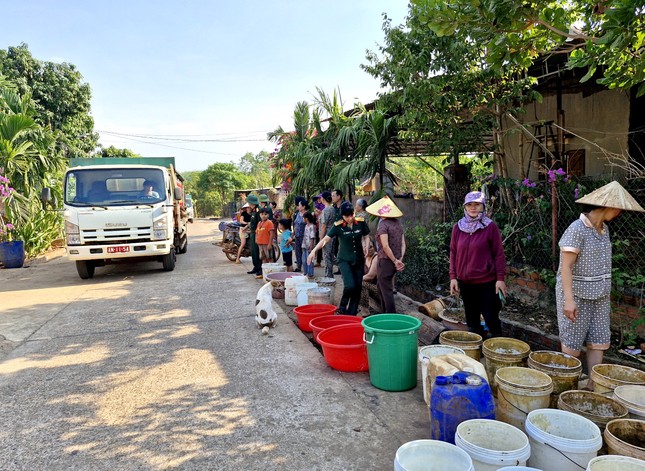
<box><xmin>96</xmin><ymin>145</ymin><xmax>141</xmax><ymax>158</ymax></box>
<box><xmin>196</xmin><ymin>163</ymin><xmax>245</xmax><ymax>216</ymax></box>
<box><xmin>415</xmin><ymin>0</ymin><xmax>645</xmax><ymax>96</ymax></box>
<box><xmin>333</xmin><ymin>104</ymin><xmax>400</xmax><ymax>195</ymax></box>
<box><xmin>237</xmin><ymin>151</ymin><xmax>273</xmax><ymax>189</ymax></box>
<box><xmin>0</xmin><ymin>44</ymin><xmax>99</xmax><ymax>157</ymax></box>
<box><xmin>0</xmin><ymin>78</ymin><xmax>64</xmax><ymax>256</ymax></box>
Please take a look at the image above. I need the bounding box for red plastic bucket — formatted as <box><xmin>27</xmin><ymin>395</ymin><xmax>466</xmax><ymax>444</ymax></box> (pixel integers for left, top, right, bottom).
<box><xmin>317</xmin><ymin>324</ymin><xmax>369</xmax><ymax>372</ymax></box>
<box><xmin>310</xmin><ymin>315</ymin><xmax>363</xmax><ymax>343</ymax></box>
<box><xmin>293</xmin><ymin>304</ymin><xmax>336</xmax><ymax>332</ymax></box>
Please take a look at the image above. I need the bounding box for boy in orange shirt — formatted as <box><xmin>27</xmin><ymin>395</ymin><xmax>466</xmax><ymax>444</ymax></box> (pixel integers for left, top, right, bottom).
<box><xmin>256</xmin><ymin>208</ymin><xmax>275</xmax><ymax>264</ymax></box>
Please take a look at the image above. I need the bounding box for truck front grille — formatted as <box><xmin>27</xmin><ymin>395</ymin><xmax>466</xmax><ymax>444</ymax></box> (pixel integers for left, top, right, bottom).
<box><xmin>81</xmin><ymin>227</ymin><xmax>152</xmax><ymax>244</ymax></box>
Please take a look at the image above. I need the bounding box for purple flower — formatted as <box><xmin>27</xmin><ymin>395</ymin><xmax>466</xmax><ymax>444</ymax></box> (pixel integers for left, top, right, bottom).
<box><xmin>522</xmin><ymin>178</ymin><xmax>536</xmax><ymax>188</ymax></box>
<box><xmin>526</xmin><ymin>235</ymin><xmax>533</xmax><ymax>241</ymax></box>
<box><xmin>574</xmin><ymin>186</ymin><xmax>580</xmax><ymax>199</ymax></box>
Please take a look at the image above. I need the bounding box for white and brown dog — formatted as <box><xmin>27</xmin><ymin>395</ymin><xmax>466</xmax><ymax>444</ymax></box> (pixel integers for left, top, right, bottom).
<box><xmin>255</xmin><ymin>282</ymin><xmax>277</xmax><ymax>334</ymax></box>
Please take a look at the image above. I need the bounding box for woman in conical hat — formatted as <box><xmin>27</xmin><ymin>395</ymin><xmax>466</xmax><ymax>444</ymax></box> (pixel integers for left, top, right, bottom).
<box><xmin>367</xmin><ymin>195</ymin><xmax>405</xmax><ymax>313</ymax></box>
<box><xmin>557</xmin><ymin>181</ymin><xmax>644</xmax><ymax>390</ymax></box>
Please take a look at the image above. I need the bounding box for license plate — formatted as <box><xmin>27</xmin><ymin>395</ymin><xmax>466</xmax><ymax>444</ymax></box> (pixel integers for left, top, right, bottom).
<box><xmin>107</xmin><ymin>246</ymin><xmax>130</xmax><ymax>253</ymax></box>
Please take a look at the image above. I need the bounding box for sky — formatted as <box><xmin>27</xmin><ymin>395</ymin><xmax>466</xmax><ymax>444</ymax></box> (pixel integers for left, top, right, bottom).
<box><xmin>3</xmin><ymin>1</ymin><xmax>409</xmax><ymax>171</ymax></box>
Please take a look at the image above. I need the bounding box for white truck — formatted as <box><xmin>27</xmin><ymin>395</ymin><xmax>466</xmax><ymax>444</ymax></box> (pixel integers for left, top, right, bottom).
<box><xmin>55</xmin><ymin>157</ymin><xmax>188</xmax><ymax>279</ymax></box>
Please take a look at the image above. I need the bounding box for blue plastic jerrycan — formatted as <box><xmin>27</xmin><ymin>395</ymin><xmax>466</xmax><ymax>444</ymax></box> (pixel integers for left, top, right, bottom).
<box><xmin>430</xmin><ymin>371</ymin><xmax>495</xmax><ymax>444</ymax></box>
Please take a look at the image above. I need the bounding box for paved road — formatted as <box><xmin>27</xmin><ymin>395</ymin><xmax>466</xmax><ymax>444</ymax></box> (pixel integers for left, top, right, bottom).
<box><xmin>0</xmin><ymin>219</ymin><xmax>428</xmax><ymax>471</ymax></box>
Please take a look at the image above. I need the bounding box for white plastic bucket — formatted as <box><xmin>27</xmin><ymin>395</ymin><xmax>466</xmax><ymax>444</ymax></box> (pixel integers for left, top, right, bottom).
<box><xmin>525</xmin><ymin>409</ymin><xmax>602</xmax><ymax>471</ymax></box>
<box><xmin>284</xmin><ymin>275</ymin><xmax>307</xmax><ymax>306</ymax></box>
<box><xmin>496</xmin><ymin>367</ymin><xmax>553</xmax><ymax>431</ymax></box>
<box><xmin>296</xmin><ymin>282</ymin><xmax>318</xmax><ymax>306</ymax></box>
<box><xmin>613</xmin><ymin>385</ymin><xmax>645</xmax><ymax>419</ymax></box>
<box><xmin>262</xmin><ymin>262</ymin><xmax>285</xmax><ymax>281</ymax></box>
<box><xmin>418</xmin><ymin>345</ymin><xmax>465</xmax><ymax>405</ymax></box>
<box><xmin>394</xmin><ymin>439</ymin><xmax>474</xmax><ymax>471</ymax></box>
<box><xmin>587</xmin><ymin>455</ymin><xmax>645</xmax><ymax>471</ymax></box>
<box><xmin>307</xmin><ymin>287</ymin><xmax>331</xmax><ymax>305</ymax></box>
<box><xmin>496</xmin><ymin>467</ymin><xmax>543</xmax><ymax>470</ymax></box>
<box><xmin>455</xmin><ymin>419</ymin><xmax>531</xmax><ymax>471</ymax></box>
<box><xmin>315</xmin><ymin>276</ymin><xmax>336</xmax><ymax>301</ymax></box>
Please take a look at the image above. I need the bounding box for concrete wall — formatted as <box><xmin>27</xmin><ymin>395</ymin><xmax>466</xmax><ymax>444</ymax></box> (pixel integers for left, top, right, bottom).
<box><xmin>502</xmin><ymin>88</ymin><xmax>631</xmax><ymax>180</ymax></box>
<box><xmin>351</xmin><ymin>196</ymin><xmax>444</xmax><ymax>229</ymax></box>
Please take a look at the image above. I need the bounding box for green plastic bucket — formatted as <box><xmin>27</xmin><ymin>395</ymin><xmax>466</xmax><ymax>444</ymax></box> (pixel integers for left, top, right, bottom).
<box><xmin>362</xmin><ymin>314</ymin><xmax>422</xmax><ymax>391</ymax></box>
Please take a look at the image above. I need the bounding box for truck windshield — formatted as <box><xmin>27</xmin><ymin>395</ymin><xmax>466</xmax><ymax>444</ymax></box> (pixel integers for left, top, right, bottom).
<box><xmin>65</xmin><ymin>168</ymin><xmax>166</xmax><ymax>206</ymax></box>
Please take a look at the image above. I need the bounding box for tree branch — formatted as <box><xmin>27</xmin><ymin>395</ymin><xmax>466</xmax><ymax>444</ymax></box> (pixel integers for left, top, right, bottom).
<box><xmin>532</xmin><ymin>17</ymin><xmax>598</xmax><ymax>43</ymax></box>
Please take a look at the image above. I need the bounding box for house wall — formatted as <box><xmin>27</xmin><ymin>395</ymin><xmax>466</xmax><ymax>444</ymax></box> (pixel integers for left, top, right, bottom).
<box><xmin>502</xmin><ymin>89</ymin><xmax>631</xmax><ymax>180</ymax></box>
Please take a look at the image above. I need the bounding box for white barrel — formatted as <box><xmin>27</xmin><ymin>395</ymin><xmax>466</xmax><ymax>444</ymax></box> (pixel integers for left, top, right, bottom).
<box><xmin>455</xmin><ymin>419</ymin><xmax>531</xmax><ymax>471</ymax></box>
<box><xmin>296</xmin><ymin>282</ymin><xmax>318</xmax><ymax>306</ymax></box>
<box><xmin>525</xmin><ymin>409</ymin><xmax>602</xmax><ymax>471</ymax></box>
<box><xmin>587</xmin><ymin>455</ymin><xmax>645</xmax><ymax>471</ymax></box>
<box><xmin>394</xmin><ymin>439</ymin><xmax>474</xmax><ymax>471</ymax></box>
<box><xmin>284</xmin><ymin>275</ymin><xmax>307</xmax><ymax>306</ymax></box>
<box><xmin>419</xmin><ymin>345</ymin><xmax>465</xmax><ymax>405</ymax></box>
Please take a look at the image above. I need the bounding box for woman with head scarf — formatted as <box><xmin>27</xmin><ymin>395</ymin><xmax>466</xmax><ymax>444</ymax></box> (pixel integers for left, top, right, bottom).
<box><xmin>449</xmin><ymin>191</ymin><xmax>507</xmax><ymax>337</ymax></box>
<box><xmin>366</xmin><ymin>195</ymin><xmax>405</xmax><ymax>314</ymax></box>
<box><xmin>556</xmin><ymin>181</ymin><xmax>644</xmax><ymax>390</ymax></box>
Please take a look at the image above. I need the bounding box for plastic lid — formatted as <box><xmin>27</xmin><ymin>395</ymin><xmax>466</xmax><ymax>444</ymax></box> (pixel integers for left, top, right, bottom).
<box><xmin>435</xmin><ymin>376</ymin><xmax>449</xmax><ymax>386</ymax></box>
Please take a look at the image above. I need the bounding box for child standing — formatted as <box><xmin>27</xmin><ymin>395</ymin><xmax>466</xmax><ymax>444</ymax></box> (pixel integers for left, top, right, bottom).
<box><xmin>301</xmin><ymin>212</ymin><xmax>316</xmax><ymax>278</ymax></box>
<box><xmin>256</xmin><ymin>208</ymin><xmax>275</xmax><ymax>266</ymax></box>
<box><xmin>278</xmin><ymin>218</ymin><xmax>293</xmax><ymax>272</ymax></box>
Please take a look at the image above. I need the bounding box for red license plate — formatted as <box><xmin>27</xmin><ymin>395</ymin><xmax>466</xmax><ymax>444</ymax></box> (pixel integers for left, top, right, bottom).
<box><xmin>107</xmin><ymin>246</ymin><xmax>130</xmax><ymax>253</ymax></box>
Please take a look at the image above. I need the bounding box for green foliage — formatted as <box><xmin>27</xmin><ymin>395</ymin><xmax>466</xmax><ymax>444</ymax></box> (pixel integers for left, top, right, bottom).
<box><xmin>412</xmin><ymin>0</ymin><xmax>645</xmax><ymax>96</ymax></box>
<box><xmin>0</xmin><ymin>44</ymin><xmax>99</xmax><ymax>157</ymax></box>
<box><xmin>397</xmin><ymin>222</ymin><xmax>454</xmax><ymax>288</ymax></box>
<box><xmin>237</xmin><ymin>151</ymin><xmax>273</xmax><ymax>189</ymax></box>
<box><xmin>195</xmin><ymin>163</ymin><xmax>245</xmax><ymax>217</ymax></box>
<box><xmin>96</xmin><ymin>145</ymin><xmax>140</xmax><ymax>158</ymax></box>
<box><xmin>0</xmin><ymin>79</ymin><xmax>65</xmax><ymax>256</ymax></box>
<box><xmin>12</xmin><ymin>210</ymin><xmax>62</xmax><ymax>258</ymax></box>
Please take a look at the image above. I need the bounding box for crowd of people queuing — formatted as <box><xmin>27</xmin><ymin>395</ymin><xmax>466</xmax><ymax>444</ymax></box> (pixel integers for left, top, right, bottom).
<box><xmin>231</xmin><ymin>180</ymin><xmax>643</xmax><ymax>385</ymax></box>
<box><xmin>234</xmin><ymin>190</ymin><xmax>407</xmax><ymax>317</ymax></box>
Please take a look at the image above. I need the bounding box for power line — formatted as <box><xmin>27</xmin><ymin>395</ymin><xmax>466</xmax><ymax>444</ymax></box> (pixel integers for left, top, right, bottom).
<box><xmin>98</xmin><ymin>130</ymin><xmax>271</xmax><ymax>143</ymax></box>
<box><xmin>102</xmin><ymin>134</ymin><xmax>246</xmax><ymax>156</ymax></box>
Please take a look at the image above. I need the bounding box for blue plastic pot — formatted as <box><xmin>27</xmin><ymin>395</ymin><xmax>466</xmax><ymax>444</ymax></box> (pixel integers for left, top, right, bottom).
<box><xmin>0</xmin><ymin>240</ymin><xmax>26</xmax><ymax>268</ymax></box>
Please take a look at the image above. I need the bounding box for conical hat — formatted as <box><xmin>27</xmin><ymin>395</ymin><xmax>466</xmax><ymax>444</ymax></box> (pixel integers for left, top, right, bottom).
<box><xmin>366</xmin><ymin>195</ymin><xmax>403</xmax><ymax>218</ymax></box>
<box><xmin>575</xmin><ymin>181</ymin><xmax>644</xmax><ymax>212</ymax></box>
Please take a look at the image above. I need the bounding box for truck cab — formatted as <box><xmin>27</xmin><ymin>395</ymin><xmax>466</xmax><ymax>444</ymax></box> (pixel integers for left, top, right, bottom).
<box><xmin>62</xmin><ymin>158</ymin><xmax>188</xmax><ymax>279</ymax></box>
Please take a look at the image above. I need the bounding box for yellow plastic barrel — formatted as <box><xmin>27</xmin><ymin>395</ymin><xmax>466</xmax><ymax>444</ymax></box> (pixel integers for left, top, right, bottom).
<box><xmin>439</xmin><ymin>331</ymin><xmax>483</xmax><ymax>361</ymax></box>
<box><xmin>528</xmin><ymin>350</ymin><xmax>582</xmax><ymax>408</ymax></box>
<box><xmin>482</xmin><ymin>337</ymin><xmax>530</xmax><ymax>393</ymax></box>
<box><xmin>495</xmin><ymin>366</ymin><xmax>553</xmax><ymax>431</ymax></box>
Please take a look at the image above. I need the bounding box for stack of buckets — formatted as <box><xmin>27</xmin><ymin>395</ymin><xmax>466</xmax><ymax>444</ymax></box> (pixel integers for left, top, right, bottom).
<box><xmin>400</xmin><ymin>336</ymin><xmax>643</xmax><ymax>471</ymax></box>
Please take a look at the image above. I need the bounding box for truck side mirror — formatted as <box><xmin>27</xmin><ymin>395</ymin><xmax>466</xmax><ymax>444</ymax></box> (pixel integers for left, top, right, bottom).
<box><xmin>174</xmin><ymin>187</ymin><xmax>183</xmax><ymax>201</ymax></box>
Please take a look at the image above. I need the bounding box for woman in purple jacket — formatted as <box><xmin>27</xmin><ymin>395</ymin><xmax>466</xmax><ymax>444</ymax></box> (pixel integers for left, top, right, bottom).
<box><xmin>449</xmin><ymin>191</ymin><xmax>507</xmax><ymax>337</ymax></box>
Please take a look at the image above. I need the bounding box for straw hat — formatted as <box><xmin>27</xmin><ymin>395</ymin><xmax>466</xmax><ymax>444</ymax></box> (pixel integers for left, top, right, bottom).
<box><xmin>575</xmin><ymin>181</ymin><xmax>645</xmax><ymax>212</ymax></box>
<box><xmin>241</xmin><ymin>203</ymin><xmax>250</xmax><ymax>209</ymax></box>
<box><xmin>366</xmin><ymin>195</ymin><xmax>403</xmax><ymax>218</ymax></box>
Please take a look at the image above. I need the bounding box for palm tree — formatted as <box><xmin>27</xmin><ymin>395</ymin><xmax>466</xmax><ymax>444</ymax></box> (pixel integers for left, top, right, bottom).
<box><xmin>333</xmin><ymin>104</ymin><xmax>400</xmax><ymax>197</ymax></box>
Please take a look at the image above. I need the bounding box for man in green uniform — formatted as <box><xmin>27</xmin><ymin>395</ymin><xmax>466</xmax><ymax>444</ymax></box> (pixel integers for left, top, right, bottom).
<box><xmin>307</xmin><ymin>201</ymin><xmax>369</xmax><ymax>315</ymax></box>
<box><xmin>246</xmin><ymin>195</ymin><xmax>262</xmax><ymax>277</ymax></box>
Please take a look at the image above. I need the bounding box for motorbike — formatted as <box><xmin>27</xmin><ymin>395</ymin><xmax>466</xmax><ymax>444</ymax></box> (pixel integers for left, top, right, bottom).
<box><xmin>218</xmin><ymin>221</ymin><xmax>280</xmax><ymax>263</ymax></box>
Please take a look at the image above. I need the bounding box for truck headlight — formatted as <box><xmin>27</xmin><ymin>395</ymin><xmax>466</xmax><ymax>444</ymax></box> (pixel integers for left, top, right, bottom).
<box><xmin>152</xmin><ymin>215</ymin><xmax>168</xmax><ymax>240</ymax></box>
<box><xmin>65</xmin><ymin>220</ymin><xmax>81</xmax><ymax>245</ymax></box>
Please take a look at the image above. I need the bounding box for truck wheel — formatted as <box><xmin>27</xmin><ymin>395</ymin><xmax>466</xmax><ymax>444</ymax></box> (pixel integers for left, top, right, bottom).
<box><xmin>162</xmin><ymin>249</ymin><xmax>176</xmax><ymax>271</ymax></box>
<box><xmin>76</xmin><ymin>261</ymin><xmax>95</xmax><ymax>279</ymax></box>
<box><xmin>177</xmin><ymin>234</ymin><xmax>188</xmax><ymax>254</ymax></box>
